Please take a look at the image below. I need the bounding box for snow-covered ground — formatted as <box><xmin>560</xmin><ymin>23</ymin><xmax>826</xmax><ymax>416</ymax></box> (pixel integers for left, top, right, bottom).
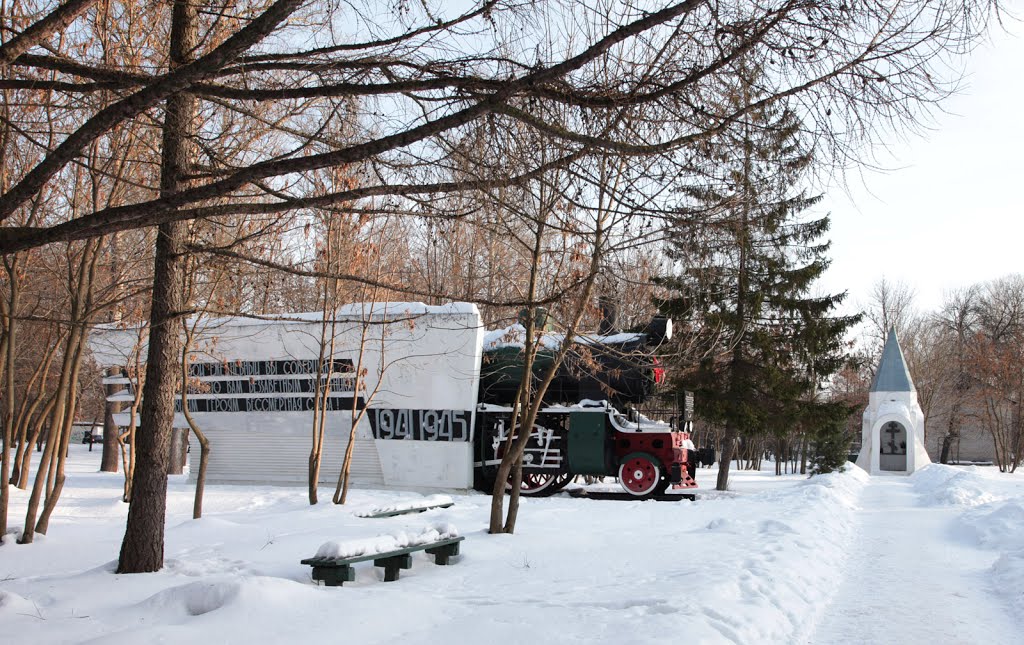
<box><xmin>2</xmin><ymin>445</ymin><xmax>1022</xmax><ymax>644</ymax></box>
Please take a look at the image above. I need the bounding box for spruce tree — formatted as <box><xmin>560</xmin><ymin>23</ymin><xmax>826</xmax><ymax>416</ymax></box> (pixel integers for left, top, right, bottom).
<box><xmin>808</xmin><ymin>411</ymin><xmax>855</xmax><ymax>476</ymax></box>
<box><xmin>659</xmin><ymin>68</ymin><xmax>860</xmax><ymax>491</ymax></box>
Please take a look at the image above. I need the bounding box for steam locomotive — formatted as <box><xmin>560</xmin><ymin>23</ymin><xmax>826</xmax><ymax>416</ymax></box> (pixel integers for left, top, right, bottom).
<box><xmin>472</xmin><ymin>317</ymin><xmax>708</xmax><ymax>498</ymax></box>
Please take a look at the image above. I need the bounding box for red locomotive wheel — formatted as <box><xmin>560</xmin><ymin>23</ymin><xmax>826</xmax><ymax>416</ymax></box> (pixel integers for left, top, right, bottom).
<box><xmin>618</xmin><ymin>454</ymin><xmax>661</xmax><ymax>496</ymax></box>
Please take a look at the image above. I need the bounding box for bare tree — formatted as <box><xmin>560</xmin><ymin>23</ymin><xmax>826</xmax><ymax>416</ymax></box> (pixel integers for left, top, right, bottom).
<box><xmin>969</xmin><ymin>277</ymin><xmax>1024</xmax><ymax>472</ymax></box>
<box><xmin>934</xmin><ymin>286</ymin><xmax>979</xmax><ymax>463</ymax></box>
<box><xmin>864</xmin><ymin>277</ymin><xmax>917</xmax><ymax>357</ymax></box>
<box><xmin>0</xmin><ymin>0</ymin><xmax>1003</xmax><ymax>561</ymax></box>
<box><xmin>19</xmin><ymin>238</ymin><xmax>103</xmax><ymax>543</ymax></box>
<box><xmin>116</xmin><ymin>0</ymin><xmax>199</xmax><ymax>573</ymax></box>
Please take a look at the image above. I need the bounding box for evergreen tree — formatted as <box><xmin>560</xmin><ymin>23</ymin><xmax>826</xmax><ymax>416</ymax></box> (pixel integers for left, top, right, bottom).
<box><xmin>808</xmin><ymin>413</ymin><xmax>855</xmax><ymax>477</ymax></box>
<box><xmin>659</xmin><ymin>68</ymin><xmax>860</xmax><ymax>491</ymax></box>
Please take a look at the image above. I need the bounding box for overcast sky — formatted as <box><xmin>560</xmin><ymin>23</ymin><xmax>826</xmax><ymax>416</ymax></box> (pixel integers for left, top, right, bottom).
<box><xmin>814</xmin><ymin>23</ymin><xmax>1023</xmax><ymax>318</ymax></box>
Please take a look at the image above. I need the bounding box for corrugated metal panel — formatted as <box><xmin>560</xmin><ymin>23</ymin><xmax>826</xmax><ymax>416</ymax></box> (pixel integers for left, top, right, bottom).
<box><xmin>186</xmin><ymin>428</ymin><xmax>383</xmax><ymax>486</ymax></box>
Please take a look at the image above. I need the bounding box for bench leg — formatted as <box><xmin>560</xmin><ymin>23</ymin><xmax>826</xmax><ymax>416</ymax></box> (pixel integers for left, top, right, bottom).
<box><xmin>374</xmin><ymin>554</ymin><xmax>413</xmax><ymax>582</ymax></box>
<box><xmin>312</xmin><ymin>565</ymin><xmax>355</xmax><ymax>587</ymax></box>
<box><xmin>425</xmin><ymin>542</ymin><xmax>460</xmax><ymax>566</ymax></box>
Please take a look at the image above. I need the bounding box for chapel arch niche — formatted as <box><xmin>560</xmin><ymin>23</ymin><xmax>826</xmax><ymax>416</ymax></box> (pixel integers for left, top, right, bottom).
<box><xmin>879</xmin><ymin>421</ymin><xmax>908</xmax><ymax>471</ymax></box>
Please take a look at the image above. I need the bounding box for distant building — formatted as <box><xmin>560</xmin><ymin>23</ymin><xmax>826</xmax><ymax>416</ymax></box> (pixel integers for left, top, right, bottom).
<box><xmin>925</xmin><ymin>410</ymin><xmax>997</xmax><ymax>465</ymax></box>
<box><xmin>921</xmin><ymin>376</ymin><xmax>1005</xmax><ymax>466</ymax></box>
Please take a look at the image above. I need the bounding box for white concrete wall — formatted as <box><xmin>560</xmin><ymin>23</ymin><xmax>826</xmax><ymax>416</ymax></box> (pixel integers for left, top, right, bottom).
<box><xmin>857</xmin><ymin>391</ymin><xmax>931</xmax><ymax>475</ymax></box>
<box><xmin>97</xmin><ymin>303</ymin><xmax>483</xmax><ymax>490</ymax></box>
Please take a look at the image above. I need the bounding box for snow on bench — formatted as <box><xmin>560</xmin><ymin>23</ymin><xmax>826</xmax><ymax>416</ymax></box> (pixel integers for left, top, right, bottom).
<box><xmin>302</xmin><ymin>523</ymin><xmax>463</xmax><ymax>586</ymax></box>
<box><xmin>354</xmin><ymin>494</ymin><xmax>454</xmax><ymax>519</ymax></box>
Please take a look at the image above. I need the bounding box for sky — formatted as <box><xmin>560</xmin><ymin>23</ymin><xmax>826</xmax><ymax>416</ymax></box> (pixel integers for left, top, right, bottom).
<box><xmin>815</xmin><ymin>22</ymin><xmax>1024</xmax><ymax>317</ymax></box>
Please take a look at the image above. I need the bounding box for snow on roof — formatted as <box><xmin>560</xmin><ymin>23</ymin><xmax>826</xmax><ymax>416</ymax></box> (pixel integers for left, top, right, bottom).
<box><xmin>481</xmin><ymin>324</ymin><xmax>643</xmax><ymax>351</ymax></box>
<box><xmin>213</xmin><ymin>302</ymin><xmax>479</xmax><ymax>328</ymax></box>
<box><xmin>870</xmin><ymin>327</ymin><xmax>916</xmax><ymax>393</ymax></box>
<box><xmin>92</xmin><ymin>302</ymin><xmax>479</xmax><ymax>331</ymax></box>
<box><xmin>536</xmin><ymin>399</ymin><xmax>610</xmax><ymax>413</ymax></box>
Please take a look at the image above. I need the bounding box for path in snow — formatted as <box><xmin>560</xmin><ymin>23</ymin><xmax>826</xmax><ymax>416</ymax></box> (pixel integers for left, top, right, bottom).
<box><xmin>805</xmin><ymin>475</ymin><xmax>1017</xmax><ymax>645</ymax></box>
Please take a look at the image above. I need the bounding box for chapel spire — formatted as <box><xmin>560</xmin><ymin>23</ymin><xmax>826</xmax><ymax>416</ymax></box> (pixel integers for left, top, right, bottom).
<box><xmin>870</xmin><ymin>327</ymin><xmax>915</xmax><ymax>393</ymax></box>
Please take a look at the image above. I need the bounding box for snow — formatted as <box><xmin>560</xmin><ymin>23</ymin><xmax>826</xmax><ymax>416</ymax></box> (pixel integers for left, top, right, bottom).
<box><xmin>911</xmin><ymin>462</ymin><xmax>1004</xmax><ymax>507</ymax></box>
<box><xmin>355</xmin><ymin>494</ymin><xmax>455</xmax><ymax>518</ymax></box>
<box><xmin>314</xmin><ymin>523</ymin><xmax>460</xmax><ymax>559</ymax></box>
<box><xmin>2</xmin><ymin>447</ymin><xmax>1023</xmax><ymax>644</ymax></box>
<box><xmin>481</xmin><ymin>324</ymin><xmax>644</xmax><ymax>350</ymax></box>
<box><xmin>807</xmin><ymin>465</ymin><xmax>1023</xmax><ymax>644</ymax></box>
<box><xmin>529</xmin><ymin>399</ymin><xmax>609</xmax><ymax>413</ymax></box>
<box><xmin>197</xmin><ymin>302</ymin><xmax>480</xmax><ymax>328</ymax></box>
<box><xmin>482</xmin><ymin>324</ymin><xmax>562</xmax><ymax>350</ymax></box>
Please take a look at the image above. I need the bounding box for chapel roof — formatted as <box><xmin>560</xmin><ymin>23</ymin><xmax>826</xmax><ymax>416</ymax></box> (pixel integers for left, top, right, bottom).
<box><xmin>870</xmin><ymin>327</ymin><xmax>916</xmax><ymax>393</ymax></box>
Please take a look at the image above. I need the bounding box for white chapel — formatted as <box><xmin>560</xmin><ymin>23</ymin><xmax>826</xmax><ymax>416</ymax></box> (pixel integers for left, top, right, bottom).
<box><xmin>856</xmin><ymin>327</ymin><xmax>931</xmax><ymax>475</ymax></box>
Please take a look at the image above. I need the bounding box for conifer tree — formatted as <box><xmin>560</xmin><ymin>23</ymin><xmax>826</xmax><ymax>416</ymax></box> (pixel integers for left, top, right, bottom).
<box><xmin>659</xmin><ymin>67</ymin><xmax>860</xmax><ymax>491</ymax></box>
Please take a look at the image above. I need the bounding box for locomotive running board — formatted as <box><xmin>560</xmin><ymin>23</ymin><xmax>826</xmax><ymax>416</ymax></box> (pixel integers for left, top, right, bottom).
<box><xmin>568</xmin><ymin>489</ymin><xmax>696</xmax><ymax>502</ymax></box>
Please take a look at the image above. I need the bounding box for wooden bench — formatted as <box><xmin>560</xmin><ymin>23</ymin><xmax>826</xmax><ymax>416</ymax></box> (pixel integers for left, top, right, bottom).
<box><xmin>301</xmin><ymin>536</ymin><xmax>464</xmax><ymax>586</ymax></box>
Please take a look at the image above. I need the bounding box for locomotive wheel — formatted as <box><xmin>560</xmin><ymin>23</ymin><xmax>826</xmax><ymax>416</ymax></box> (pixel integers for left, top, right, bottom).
<box><xmin>509</xmin><ymin>472</ymin><xmax>573</xmax><ymax>497</ymax></box>
<box><xmin>618</xmin><ymin>454</ymin><xmax>662</xmax><ymax>497</ymax></box>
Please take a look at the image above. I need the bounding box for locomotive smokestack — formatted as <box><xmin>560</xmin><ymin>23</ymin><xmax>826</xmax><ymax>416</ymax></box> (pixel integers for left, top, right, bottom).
<box><xmin>643</xmin><ymin>316</ymin><xmax>673</xmax><ymax>346</ymax></box>
<box><xmin>599</xmin><ymin>296</ymin><xmax>618</xmax><ymax>335</ymax></box>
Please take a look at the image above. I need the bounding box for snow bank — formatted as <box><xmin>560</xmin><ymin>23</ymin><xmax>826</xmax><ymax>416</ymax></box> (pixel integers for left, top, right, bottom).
<box><xmin>142</xmin><ymin>578</ymin><xmax>244</xmax><ymax>617</ymax></box>
<box><xmin>958</xmin><ymin>499</ymin><xmax>1024</xmax><ymax>619</ymax></box>
<box><xmin>990</xmin><ymin>551</ymin><xmax>1024</xmax><ymax>618</ymax></box>
<box><xmin>118</xmin><ymin>575</ymin><xmax>329</xmax><ymax>642</ymax></box>
<box><xmin>959</xmin><ymin>499</ymin><xmax>1024</xmax><ymax>551</ymax></box>
<box><xmin>14</xmin><ymin>445</ymin><xmax>1024</xmax><ymax>645</ymax></box>
<box><xmin>911</xmin><ymin>463</ymin><xmax>1003</xmax><ymax>507</ymax></box>
<box><xmin>683</xmin><ymin>467</ymin><xmax>868</xmax><ymax>643</ymax></box>
<box><xmin>314</xmin><ymin>523</ymin><xmax>459</xmax><ymax>559</ymax></box>
<box><xmin>355</xmin><ymin>494</ymin><xmax>453</xmax><ymax>518</ymax></box>
<box><xmin>0</xmin><ymin>590</ymin><xmax>37</xmax><ymax>615</ymax></box>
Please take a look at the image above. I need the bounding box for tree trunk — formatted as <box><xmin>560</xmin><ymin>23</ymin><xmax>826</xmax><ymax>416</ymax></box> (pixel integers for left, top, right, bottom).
<box><xmin>121</xmin><ymin>363</ymin><xmax>143</xmax><ymax>503</ymax></box>
<box><xmin>0</xmin><ymin>255</ymin><xmax>18</xmax><ymax>538</ymax></box>
<box><xmin>799</xmin><ymin>432</ymin><xmax>809</xmax><ymax>475</ymax></box>
<box><xmin>940</xmin><ymin>398</ymin><xmax>962</xmax><ymax>465</ymax></box>
<box><xmin>308</xmin><ymin>293</ymin><xmax>337</xmax><ymax>505</ymax></box>
<box><xmin>717</xmin><ymin>98</ymin><xmax>754</xmax><ymax>492</ymax></box>
<box><xmin>717</xmin><ymin>424</ymin><xmax>738</xmax><ymax>491</ymax></box>
<box><xmin>18</xmin><ymin>427</ymin><xmax>56</xmax><ymax>544</ymax></box>
<box><xmin>116</xmin><ymin>230</ymin><xmax>187</xmax><ymax>571</ymax></box>
<box><xmin>16</xmin><ymin>395</ymin><xmax>56</xmax><ymax>490</ymax></box>
<box><xmin>167</xmin><ymin>428</ymin><xmax>187</xmax><ymax>474</ymax></box>
<box><xmin>11</xmin><ymin>340</ymin><xmax>56</xmax><ymax>487</ymax></box>
<box><xmin>20</xmin><ymin>321</ymin><xmax>83</xmax><ymax>544</ymax></box>
<box><xmin>191</xmin><ymin>429</ymin><xmax>210</xmax><ymax>518</ymax></box>
<box><xmin>117</xmin><ymin>0</ymin><xmax>196</xmax><ymax>574</ymax></box>
<box><xmin>36</xmin><ymin>318</ymin><xmax>92</xmax><ymax>535</ymax></box>
<box><xmin>337</xmin><ymin>310</ymin><xmax>378</xmax><ymax>505</ymax></box>
<box><xmin>180</xmin><ymin>341</ymin><xmax>210</xmax><ymax>519</ymax></box>
<box><xmin>102</xmin><ymin>365</ymin><xmax>122</xmax><ymax>472</ymax></box>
